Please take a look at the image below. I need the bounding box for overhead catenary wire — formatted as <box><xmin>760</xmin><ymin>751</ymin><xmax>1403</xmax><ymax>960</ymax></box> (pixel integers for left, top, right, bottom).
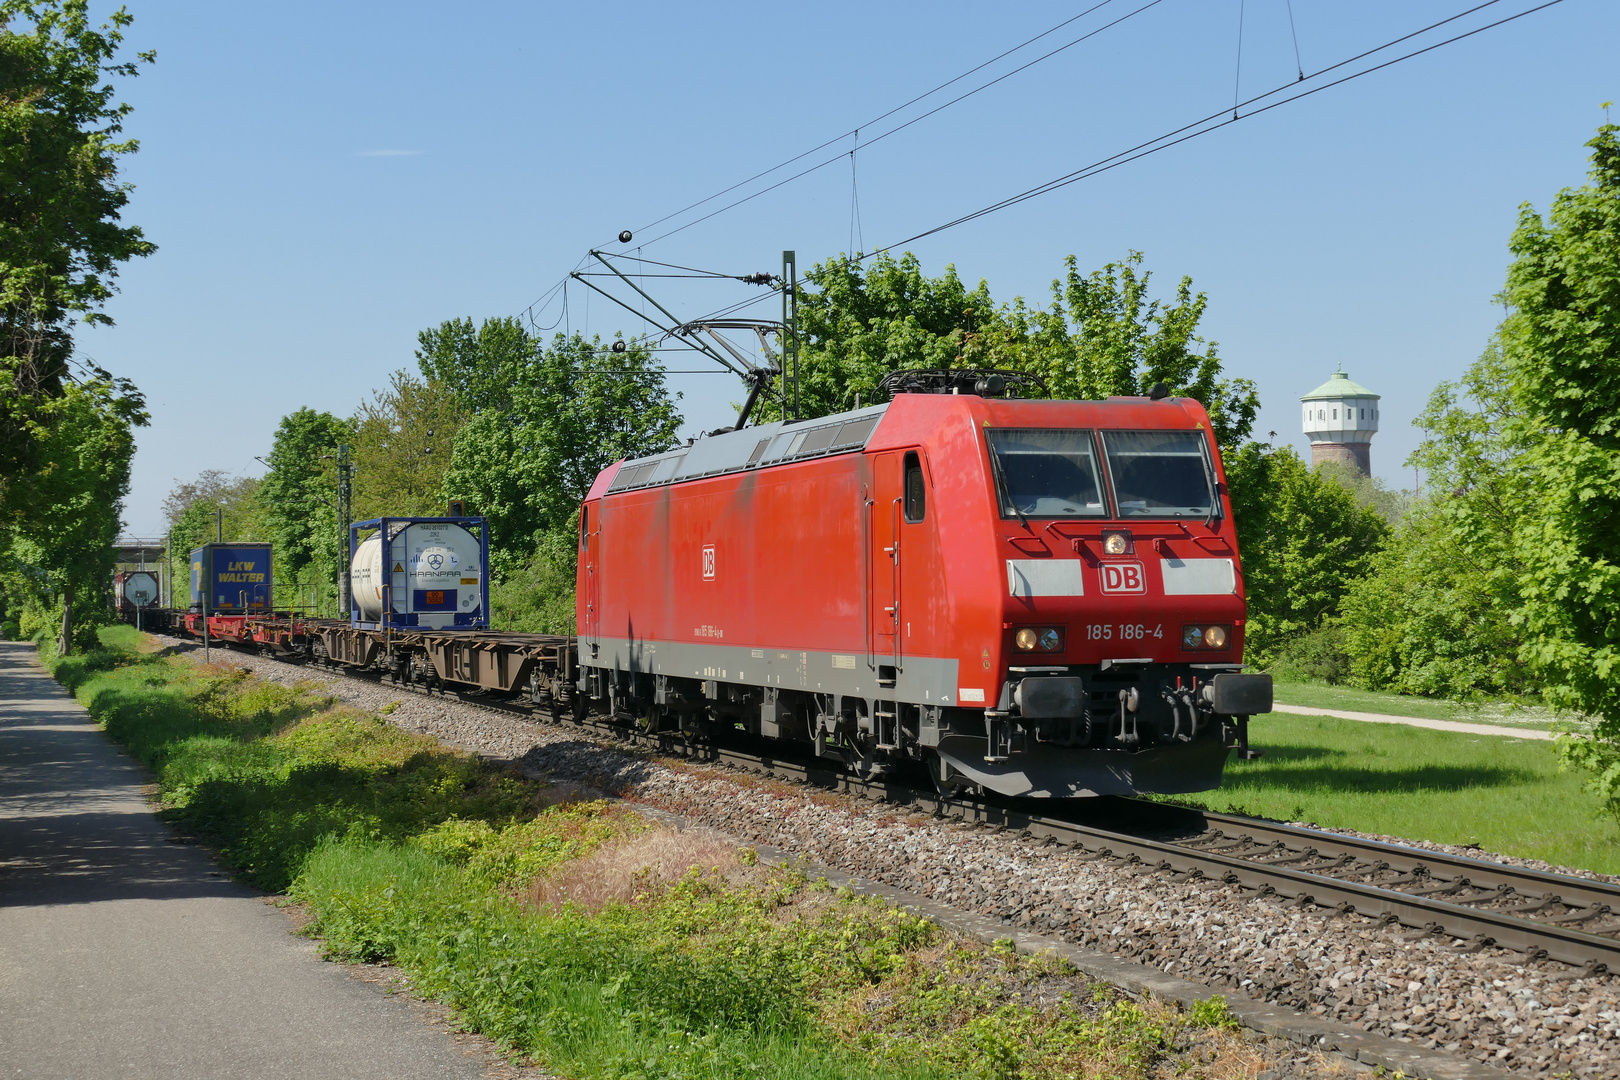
<box><xmin>620</xmin><ymin>0</ymin><xmax>1125</xmax><ymax>246</ymax></box>
<box><xmin>634</xmin><ymin>0</ymin><xmax>1168</xmax><ymax>249</ymax></box>
<box><xmin>1285</xmin><ymin>0</ymin><xmax>1305</xmax><ymax>80</ymax></box>
<box><xmin>871</xmin><ymin>0</ymin><xmax>1561</xmax><ymax>254</ymax></box>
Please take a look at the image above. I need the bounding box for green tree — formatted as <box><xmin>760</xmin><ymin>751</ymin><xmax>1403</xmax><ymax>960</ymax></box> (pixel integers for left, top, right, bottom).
<box><xmin>352</xmin><ymin>370</ymin><xmax>465</xmax><ymax>521</ymax></box>
<box><xmin>785</xmin><ymin>251</ymin><xmax>1257</xmax><ymax>447</ymax></box>
<box><xmin>441</xmin><ymin>330</ymin><xmax>680</xmax><ymax>577</ymax></box>
<box><xmin>259</xmin><ymin>408</ymin><xmax>352</xmax><ymax>607</ymax></box>
<box><xmin>785</xmin><ymin>252</ymin><xmax>1005</xmax><ymax>418</ymax></box>
<box><xmin>415</xmin><ymin>315</ymin><xmax>535</xmax><ymax>415</ymax></box>
<box><xmin>1223</xmin><ymin>443</ymin><xmax>1388</xmax><ymax>665</ymax></box>
<box><xmin>0</xmin><ymin>367</ymin><xmax>145</xmax><ymax>651</ymax></box>
<box><xmin>1337</xmin><ymin>338</ymin><xmax>1535</xmax><ymax>698</ymax></box>
<box><xmin>0</xmin><ymin>1</ymin><xmax>153</xmax><ymax>464</ymax></box>
<box><xmin>1004</xmin><ymin>252</ymin><xmax>1258</xmax><ymax>448</ymax></box>
<box><xmin>1495</xmin><ymin>123</ymin><xmax>1620</xmax><ymax>809</ymax></box>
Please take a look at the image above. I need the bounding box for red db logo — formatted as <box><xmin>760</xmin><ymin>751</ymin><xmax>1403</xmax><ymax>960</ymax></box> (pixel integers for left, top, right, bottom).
<box><xmin>1100</xmin><ymin>562</ymin><xmax>1145</xmax><ymax>594</ymax></box>
<box><xmin>701</xmin><ymin>545</ymin><xmax>716</xmax><ymax>580</ymax></box>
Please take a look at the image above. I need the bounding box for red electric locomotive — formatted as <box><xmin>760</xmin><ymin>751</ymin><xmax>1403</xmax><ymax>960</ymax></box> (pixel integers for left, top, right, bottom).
<box><xmin>577</xmin><ymin>378</ymin><xmax>1272</xmax><ymax>799</ymax></box>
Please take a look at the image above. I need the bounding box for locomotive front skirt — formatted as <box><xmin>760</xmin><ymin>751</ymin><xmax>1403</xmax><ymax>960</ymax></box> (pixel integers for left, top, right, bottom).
<box><xmin>576</xmin><ymin>391</ymin><xmax>1271</xmax><ymax>798</ymax></box>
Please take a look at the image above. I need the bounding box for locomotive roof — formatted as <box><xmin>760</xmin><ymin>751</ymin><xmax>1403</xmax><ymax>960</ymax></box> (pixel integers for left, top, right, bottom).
<box><xmin>600</xmin><ymin>392</ymin><xmax>1215</xmax><ymax>497</ymax></box>
<box><xmin>606</xmin><ymin>402</ymin><xmax>892</xmax><ymax>494</ymax></box>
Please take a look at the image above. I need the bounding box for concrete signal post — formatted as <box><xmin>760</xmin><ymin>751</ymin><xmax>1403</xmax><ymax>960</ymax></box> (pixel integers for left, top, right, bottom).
<box><xmin>1301</xmin><ymin>370</ymin><xmax>1380</xmax><ymax>476</ymax></box>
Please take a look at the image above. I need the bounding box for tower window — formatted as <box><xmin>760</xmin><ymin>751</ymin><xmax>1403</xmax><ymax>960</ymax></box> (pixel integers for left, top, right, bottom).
<box><xmin>1332</xmin><ymin>409</ymin><xmax>1338</xmax><ymax>420</ymax></box>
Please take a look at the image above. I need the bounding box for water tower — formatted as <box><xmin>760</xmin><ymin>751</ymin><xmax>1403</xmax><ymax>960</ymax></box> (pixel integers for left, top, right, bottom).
<box><xmin>1301</xmin><ymin>370</ymin><xmax>1379</xmax><ymax>475</ymax></box>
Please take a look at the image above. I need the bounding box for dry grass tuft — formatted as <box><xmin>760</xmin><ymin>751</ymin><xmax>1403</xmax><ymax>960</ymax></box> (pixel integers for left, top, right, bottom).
<box><xmin>528</xmin><ymin>826</ymin><xmax>740</xmax><ymax>913</ymax></box>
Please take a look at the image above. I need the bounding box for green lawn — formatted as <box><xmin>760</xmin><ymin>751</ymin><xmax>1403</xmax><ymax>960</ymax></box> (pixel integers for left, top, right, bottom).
<box><xmin>1188</xmin><ymin>713</ymin><xmax>1620</xmax><ymax>875</ymax></box>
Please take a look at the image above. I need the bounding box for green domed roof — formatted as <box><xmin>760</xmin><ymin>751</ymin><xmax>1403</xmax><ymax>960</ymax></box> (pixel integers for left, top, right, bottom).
<box><xmin>1301</xmin><ymin>370</ymin><xmax>1379</xmax><ymax>401</ymax></box>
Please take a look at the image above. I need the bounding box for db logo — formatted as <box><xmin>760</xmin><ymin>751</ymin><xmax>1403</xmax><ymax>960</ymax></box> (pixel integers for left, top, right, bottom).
<box><xmin>1099</xmin><ymin>562</ymin><xmax>1145</xmax><ymax>594</ymax></box>
<box><xmin>701</xmin><ymin>545</ymin><xmax>716</xmax><ymax>580</ymax></box>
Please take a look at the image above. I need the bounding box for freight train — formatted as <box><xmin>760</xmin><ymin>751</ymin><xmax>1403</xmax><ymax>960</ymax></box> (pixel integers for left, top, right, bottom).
<box><xmin>153</xmin><ymin>376</ymin><xmax>1272</xmax><ymax>799</ymax></box>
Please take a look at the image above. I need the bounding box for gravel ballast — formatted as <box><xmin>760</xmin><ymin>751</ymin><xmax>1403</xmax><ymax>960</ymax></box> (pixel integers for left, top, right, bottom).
<box><xmin>168</xmin><ymin>638</ymin><xmax>1620</xmax><ymax>1078</ymax></box>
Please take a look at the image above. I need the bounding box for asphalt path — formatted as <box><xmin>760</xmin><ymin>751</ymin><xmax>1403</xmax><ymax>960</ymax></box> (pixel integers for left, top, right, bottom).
<box><xmin>1270</xmin><ymin>701</ymin><xmax>1556</xmax><ymax>740</ymax></box>
<box><xmin>0</xmin><ymin>640</ymin><xmax>494</xmax><ymax>1079</ymax></box>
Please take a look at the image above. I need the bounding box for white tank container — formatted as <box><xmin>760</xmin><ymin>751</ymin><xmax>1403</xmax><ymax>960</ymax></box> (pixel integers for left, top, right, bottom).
<box><xmin>350</xmin><ymin>521</ymin><xmax>483</xmax><ymax>629</ymax></box>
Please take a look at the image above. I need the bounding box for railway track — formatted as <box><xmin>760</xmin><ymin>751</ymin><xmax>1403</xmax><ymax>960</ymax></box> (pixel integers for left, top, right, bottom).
<box><xmin>198</xmin><ymin>636</ymin><xmax>1620</xmax><ymax>976</ymax></box>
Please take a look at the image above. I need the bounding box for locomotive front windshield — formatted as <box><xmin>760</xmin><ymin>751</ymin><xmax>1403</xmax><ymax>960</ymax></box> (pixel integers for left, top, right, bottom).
<box><xmin>987</xmin><ymin>427</ymin><xmax>1216</xmax><ymax>518</ymax></box>
<box><xmin>986</xmin><ymin>429</ymin><xmax>1107</xmax><ymax>517</ymax></box>
<box><xmin>1101</xmin><ymin>430</ymin><xmax>1215</xmax><ymax>517</ymax></box>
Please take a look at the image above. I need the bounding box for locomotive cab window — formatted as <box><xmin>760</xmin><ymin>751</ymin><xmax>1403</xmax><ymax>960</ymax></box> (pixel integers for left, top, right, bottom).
<box><xmin>903</xmin><ymin>452</ymin><xmax>926</xmax><ymax>522</ymax></box>
<box><xmin>985</xmin><ymin>429</ymin><xmax>1106</xmax><ymax>518</ymax></box>
<box><xmin>1100</xmin><ymin>430</ymin><xmax>1216</xmax><ymax>518</ymax></box>
<box><xmin>579</xmin><ymin>505</ymin><xmax>589</xmax><ymax>549</ymax></box>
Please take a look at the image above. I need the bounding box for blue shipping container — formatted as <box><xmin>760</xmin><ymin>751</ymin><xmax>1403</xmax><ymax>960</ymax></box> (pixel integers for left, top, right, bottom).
<box><xmin>190</xmin><ymin>543</ymin><xmax>274</xmax><ymax>613</ymax></box>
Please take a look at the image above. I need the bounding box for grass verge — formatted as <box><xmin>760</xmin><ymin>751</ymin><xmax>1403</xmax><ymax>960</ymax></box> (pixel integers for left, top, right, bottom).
<box><xmin>1194</xmin><ymin>713</ymin><xmax>1620</xmax><ymax>874</ymax></box>
<box><xmin>46</xmin><ymin>629</ymin><xmax>1268</xmax><ymax>1080</ymax></box>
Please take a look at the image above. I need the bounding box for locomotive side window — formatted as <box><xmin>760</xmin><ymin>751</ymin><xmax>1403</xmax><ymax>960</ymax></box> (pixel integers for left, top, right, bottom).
<box><xmin>579</xmin><ymin>505</ymin><xmax>589</xmax><ymax>550</ymax></box>
<box><xmin>1100</xmin><ymin>430</ymin><xmax>1215</xmax><ymax>518</ymax></box>
<box><xmin>903</xmin><ymin>452</ymin><xmax>926</xmax><ymax>522</ymax></box>
<box><xmin>985</xmin><ymin>429</ymin><xmax>1106</xmax><ymax>518</ymax></box>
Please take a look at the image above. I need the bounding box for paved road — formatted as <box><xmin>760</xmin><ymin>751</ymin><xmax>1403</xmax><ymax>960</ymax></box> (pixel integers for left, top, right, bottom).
<box><xmin>0</xmin><ymin>641</ymin><xmax>494</xmax><ymax>1079</ymax></box>
<box><xmin>1271</xmin><ymin>701</ymin><xmax>1555</xmax><ymax>741</ymax></box>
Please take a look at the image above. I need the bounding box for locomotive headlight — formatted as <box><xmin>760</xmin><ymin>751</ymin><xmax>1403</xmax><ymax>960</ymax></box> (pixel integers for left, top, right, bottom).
<box><xmin>1015</xmin><ymin>628</ymin><xmax>1040</xmax><ymax>651</ymax></box>
<box><xmin>1182</xmin><ymin>624</ymin><xmax>1233</xmax><ymax>650</ymax></box>
<box><xmin>1038</xmin><ymin>627</ymin><xmax>1063</xmax><ymax>652</ymax></box>
<box><xmin>1103</xmin><ymin>531</ymin><xmax>1130</xmax><ymax>555</ymax></box>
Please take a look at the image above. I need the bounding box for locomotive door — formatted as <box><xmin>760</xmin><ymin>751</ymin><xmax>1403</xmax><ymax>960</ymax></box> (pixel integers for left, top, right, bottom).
<box><xmin>580</xmin><ymin>502</ymin><xmax>599</xmax><ymax>643</ymax></box>
<box><xmin>868</xmin><ymin>452</ymin><xmax>904</xmax><ymax>675</ymax></box>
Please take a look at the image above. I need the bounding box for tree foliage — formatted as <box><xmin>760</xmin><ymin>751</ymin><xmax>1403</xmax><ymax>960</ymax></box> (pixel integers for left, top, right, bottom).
<box><xmin>0</xmin><ymin>1</ymin><xmax>154</xmax><ymax>402</ymax></box>
<box><xmin>352</xmin><ymin>369</ymin><xmax>464</xmax><ymax>522</ymax></box>
<box><xmin>439</xmin><ymin>325</ymin><xmax>680</xmax><ymax>577</ymax></box>
<box><xmin>1494</xmin><ymin>123</ymin><xmax>1620</xmax><ymax>807</ymax></box>
<box><xmin>1223</xmin><ymin>442</ymin><xmax>1388</xmax><ymax>664</ymax></box>
<box><xmin>0</xmin><ymin>367</ymin><xmax>145</xmax><ymax>650</ymax></box>
<box><xmin>259</xmin><ymin>408</ymin><xmax>352</xmax><ymax>583</ymax></box>
<box><xmin>0</xmin><ymin>2</ymin><xmax>151</xmax><ymax>648</ymax></box>
<box><xmin>783</xmin><ymin>251</ymin><xmax>1257</xmax><ymax>448</ymax></box>
<box><xmin>1004</xmin><ymin>252</ymin><xmax>1258</xmax><ymax>447</ymax></box>
<box><xmin>785</xmin><ymin>253</ymin><xmax>1003</xmax><ymax>418</ymax></box>
<box><xmin>1337</xmin><ymin>339</ymin><xmax>1535</xmax><ymax>698</ymax></box>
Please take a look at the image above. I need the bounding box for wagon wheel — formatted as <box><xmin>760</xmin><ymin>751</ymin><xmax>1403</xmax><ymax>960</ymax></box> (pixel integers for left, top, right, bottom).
<box><xmin>545</xmin><ymin>684</ymin><xmax>568</xmax><ymax>726</ymax></box>
<box><xmin>635</xmin><ymin>703</ymin><xmax>664</xmax><ymax>736</ymax></box>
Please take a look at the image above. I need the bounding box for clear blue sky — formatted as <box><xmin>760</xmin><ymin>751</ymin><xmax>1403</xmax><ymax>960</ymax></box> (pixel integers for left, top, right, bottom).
<box><xmin>85</xmin><ymin>0</ymin><xmax>1617</xmax><ymax>536</ymax></box>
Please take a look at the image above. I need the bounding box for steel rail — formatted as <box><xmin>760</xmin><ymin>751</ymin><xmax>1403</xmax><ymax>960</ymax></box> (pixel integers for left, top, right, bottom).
<box><xmin>1174</xmin><ymin>811</ymin><xmax>1620</xmax><ymax>915</ymax></box>
<box><xmin>191</xmin><ymin>635</ymin><xmax>1620</xmax><ymax>974</ymax></box>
